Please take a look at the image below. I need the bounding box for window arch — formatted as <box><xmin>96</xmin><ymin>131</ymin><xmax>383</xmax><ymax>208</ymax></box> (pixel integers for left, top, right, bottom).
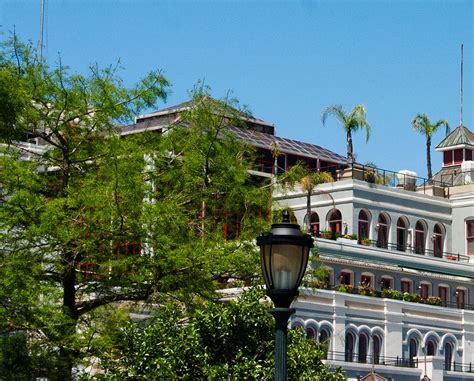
<box><xmin>426</xmin><ymin>340</ymin><xmax>437</xmax><ymax>356</ymax></box>
<box><xmin>309</xmin><ymin>212</ymin><xmax>320</xmax><ymax>237</ymax></box>
<box><xmin>328</xmin><ymin>209</ymin><xmax>342</xmax><ymax>234</ymax></box>
<box><xmin>433</xmin><ymin>224</ymin><xmax>444</xmax><ymax>258</ymax></box>
<box><xmin>373</xmin><ymin>335</ymin><xmax>382</xmax><ymax>364</ymax></box>
<box><xmin>456</xmin><ymin>288</ymin><xmax>467</xmax><ymax>309</ymax></box>
<box><xmin>376</xmin><ymin>213</ymin><xmax>389</xmax><ymax>249</ymax></box>
<box><xmin>345</xmin><ymin>332</ymin><xmax>355</xmax><ymax>362</ymax></box>
<box><xmin>444</xmin><ymin>342</ymin><xmax>453</xmax><ymax>371</ymax></box>
<box><xmin>306</xmin><ymin>326</ymin><xmax>317</xmax><ymax>341</ymax></box>
<box><xmin>415</xmin><ymin>220</ymin><xmax>427</xmax><ymax>255</ymax></box>
<box><xmin>396</xmin><ymin>217</ymin><xmax>409</xmax><ymax>252</ymax></box>
<box><xmin>409</xmin><ymin>338</ymin><xmax>418</xmax><ymax>365</ymax></box>
<box><xmin>358</xmin><ymin>210</ymin><xmax>370</xmax><ymax>241</ymax></box>
<box><xmin>358</xmin><ymin>333</ymin><xmax>369</xmax><ymax>363</ymax></box>
<box><xmin>319</xmin><ymin>328</ymin><xmax>330</xmax><ymax>359</ymax></box>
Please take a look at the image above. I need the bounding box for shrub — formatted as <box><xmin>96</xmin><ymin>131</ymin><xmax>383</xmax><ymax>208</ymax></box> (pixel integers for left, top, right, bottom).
<box><xmin>403</xmin><ymin>292</ymin><xmax>421</xmax><ymax>303</ymax></box>
<box><xmin>338</xmin><ymin>284</ymin><xmax>353</xmax><ymax>293</ymax></box>
<box><xmin>381</xmin><ymin>288</ymin><xmax>403</xmax><ymax>300</ymax></box>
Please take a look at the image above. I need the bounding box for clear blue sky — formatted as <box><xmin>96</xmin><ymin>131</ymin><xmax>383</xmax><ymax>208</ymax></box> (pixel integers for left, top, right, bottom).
<box><xmin>1</xmin><ymin>0</ymin><xmax>472</xmax><ymax>178</ymax></box>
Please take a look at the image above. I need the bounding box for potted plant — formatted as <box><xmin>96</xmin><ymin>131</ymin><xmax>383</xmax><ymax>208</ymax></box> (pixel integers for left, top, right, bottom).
<box><xmin>403</xmin><ymin>292</ymin><xmax>421</xmax><ymax>303</ymax></box>
<box><xmin>319</xmin><ymin>230</ymin><xmax>333</xmax><ymax>239</ymax></box>
<box><xmin>358</xmin><ymin>284</ymin><xmax>376</xmax><ymax>297</ymax></box>
<box><xmin>381</xmin><ymin>288</ymin><xmax>403</xmax><ymax>300</ymax></box>
<box><xmin>338</xmin><ymin>284</ymin><xmax>353</xmax><ymax>293</ymax></box>
<box><xmin>424</xmin><ymin>296</ymin><xmax>443</xmax><ymax>306</ymax></box>
<box><xmin>337</xmin><ymin>233</ymin><xmax>358</xmax><ymax>245</ymax></box>
<box><xmin>361</xmin><ymin>237</ymin><xmax>371</xmax><ymax>246</ymax></box>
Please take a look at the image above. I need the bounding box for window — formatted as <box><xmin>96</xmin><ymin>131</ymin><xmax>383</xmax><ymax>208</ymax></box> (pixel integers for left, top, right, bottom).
<box><xmin>443</xmin><ymin>151</ymin><xmax>453</xmax><ymax>166</ymax></box>
<box><xmin>467</xmin><ymin>220</ymin><xmax>474</xmax><ymax>255</ymax></box>
<box><xmin>373</xmin><ymin>335</ymin><xmax>381</xmax><ymax>364</ymax></box>
<box><xmin>329</xmin><ymin>209</ymin><xmax>342</xmax><ymax>234</ymax></box>
<box><xmin>445</xmin><ymin>343</ymin><xmax>453</xmax><ymax>371</ymax></box>
<box><xmin>456</xmin><ymin>289</ymin><xmax>466</xmax><ymax>309</ymax></box>
<box><xmin>340</xmin><ymin>271</ymin><xmax>352</xmax><ymax>286</ymax></box>
<box><xmin>433</xmin><ymin>224</ymin><xmax>444</xmax><ymax>258</ymax></box>
<box><xmin>419</xmin><ymin>283</ymin><xmax>430</xmax><ymax>300</ymax></box>
<box><xmin>409</xmin><ymin>338</ymin><xmax>418</xmax><ymax>365</ymax></box>
<box><xmin>310</xmin><ymin>212</ymin><xmax>320</xmax><ymax>237</ymax></box>
<box><xmin>466</xmin><ymin>149</ymin><xmax>473</xmax><ymax>161</ymax></box>
<box><xmin>396</xmin><ymin>217</ymin><xmax>408</xmax><ymax>252</ymax></box>
<box><xmin>358</xmin><ymin>333</ymin><xmax>368</xmax><ymax>363</ymax></box>
<box><xmin>415</xmin><ymin>220</ymin><xmax>426</xmax><ymax>255</ymax></box>
<box><xmin>426</xmin><ymin>340</ymin><xmax>436</xmax><ymax>356</ymax></box>
<box><xmin>358</xmin><ymin>210</ymin><xmax>370</xmax><ymax>241</ymax></box>
<box><xmin>454</xmin><ymin>148</ymin><xmax>463</xmax><ymax>164</ymax></box>
<box><xmin>224</xmin><ymin>213</ymin><xmax>240</xmax><ymax>240</ymax></box>
<box><xmin>439</xmin><ymin>286</ymin><xmax>448</xmax><ymax>307</ymax></box>
<box><xmin>345</xmin><ymin>332</ymin><xmax>355</xmax><ymax>362</ymax></box>
<box><xmin>319</xmin><ymin>328</ymin><xmax>330</xmax><ymax>359</ymax></box>
<box><xmin>380</xmin><ymin>277</ymin><xmax>392</xmax><ymax>290</ymax></box>
<box><xmin>376</xmin><ymin>213</ymin><xmax>389</xmax><ymax>249</ymax></box>
<box><xmin>115</xmin><ymin>242</ymin><xmax>141</xmax><ymax>257</ymax></box>
<box><xmin>401</xmin><ymin>280</ymin><xmax>411</xmax><ymax>293</ymax></box>
<box><xmin>361</xmin><ymin>274</ymin><xmax>372</xmax><ymax>287</ymax></box>
<box><xmin>306</xmin><ymin>327</ymin><xmax>317</xmax><ymax>341</ymax></box>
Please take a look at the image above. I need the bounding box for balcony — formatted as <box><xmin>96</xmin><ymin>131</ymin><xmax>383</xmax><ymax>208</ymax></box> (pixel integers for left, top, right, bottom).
<box><xmin>324</xmin><ymin>351</ymin><xmax>418</xmax><ymax>368</ymax></box>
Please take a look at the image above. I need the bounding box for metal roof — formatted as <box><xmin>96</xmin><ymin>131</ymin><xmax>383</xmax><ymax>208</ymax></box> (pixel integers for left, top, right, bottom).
<box><xmin>228</xmin><ymin>125</ymin><xmax>347</xmax><ymax>164</ymax></box>
<box><xmin>436</xmin><ymin>125</ymin><xmax>474</xmax><ymax>149</ymax></box>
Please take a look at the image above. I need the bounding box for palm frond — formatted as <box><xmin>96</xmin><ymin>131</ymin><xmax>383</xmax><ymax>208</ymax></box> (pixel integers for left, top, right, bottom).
<box><xmin>321</xmin><ymin>105</ymin><xmax>346</xmax><ymax>127</ymax></box>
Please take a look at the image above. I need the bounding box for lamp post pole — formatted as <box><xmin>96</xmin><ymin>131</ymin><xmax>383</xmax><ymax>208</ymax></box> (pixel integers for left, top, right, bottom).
<box><xmin>257</xmin><ymin>211</ymin><xmax>313</xmax><ymax>381</ymax></box>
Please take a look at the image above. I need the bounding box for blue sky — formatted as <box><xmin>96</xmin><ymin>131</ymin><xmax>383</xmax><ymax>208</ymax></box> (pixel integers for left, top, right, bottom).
<box><xmin>1</xmin><ymin>0</ymin><xmax>472</xmax><ymax>178</ymax></box>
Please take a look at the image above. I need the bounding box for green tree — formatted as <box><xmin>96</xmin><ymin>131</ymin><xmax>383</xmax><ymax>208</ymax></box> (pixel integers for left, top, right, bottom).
<box><xmin>411</xmin><ymin>113</ymin><xmax>449</xmax><ymax>180</ymax></box>
<box><xmin>0</xmin><ymin>37</ymin><xmax>269</xmax><ymax>379</ymax></box>
<box><xmin>96</xmin><ymin>288</ymin><xmax>345</xmax><ymax>380</ymax></box>
<box><xmin>321</xmin><ymin>104</ymin><xmax>371</xmax><ymax>163</ymax></box>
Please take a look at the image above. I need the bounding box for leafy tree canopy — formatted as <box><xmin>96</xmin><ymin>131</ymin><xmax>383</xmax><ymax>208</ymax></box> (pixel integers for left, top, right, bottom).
<box><xmin>0</xmin><ymin>35</ymin><xmax>270</xmax><ymax>379</ymax></box>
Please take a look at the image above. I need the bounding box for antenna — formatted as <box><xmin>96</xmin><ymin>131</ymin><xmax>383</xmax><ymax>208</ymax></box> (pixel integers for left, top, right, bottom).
<box><xmin>460</xmin><ymin>44</ymin><xmax>463</xmax><ymax>126</ymax></box>
<box><xmin>38</xmin><ymin>0</ymin><xmax>45</xmax><ymax>61</ymax></box>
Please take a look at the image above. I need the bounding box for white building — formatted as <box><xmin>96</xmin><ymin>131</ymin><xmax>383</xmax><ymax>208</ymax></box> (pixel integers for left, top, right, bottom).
<box><xmin>275</xmin><ymin>124</ymin><xmax>474</xmax><ymax>381</ymax></box>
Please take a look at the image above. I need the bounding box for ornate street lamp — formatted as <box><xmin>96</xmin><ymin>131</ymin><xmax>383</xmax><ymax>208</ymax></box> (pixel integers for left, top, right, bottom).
<box><xmin>256</xmin><ymin>210</ymin><xmax>313</xmax><ymax>381</ymax></box>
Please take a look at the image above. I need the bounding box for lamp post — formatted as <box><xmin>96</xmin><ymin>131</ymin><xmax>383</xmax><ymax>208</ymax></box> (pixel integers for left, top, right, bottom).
<box><xmin>256</xmin><ymin>211</ymin><xmax>313</xmax><ymax>381</ymax></box>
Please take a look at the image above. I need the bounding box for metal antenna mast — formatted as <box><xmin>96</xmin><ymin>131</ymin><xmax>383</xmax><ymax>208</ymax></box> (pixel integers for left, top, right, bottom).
<box><xmin>38</xmin><ymin>0</ymin><xmax>45</xmax><ymax>61</ymax></box>
<box><xmin>460</xmin><ymin>44</ymin><xmax>464</xmax><ymax>126</ymax></box>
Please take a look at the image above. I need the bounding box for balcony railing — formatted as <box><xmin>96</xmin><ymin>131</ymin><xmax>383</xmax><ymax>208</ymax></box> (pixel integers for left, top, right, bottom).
<box><xmin>444</xmin><ymin>361</ymin><xmax>474</xmax><ymax>373</ymax></box>
<box><xmin>362</xmin><ymin>239</ymin><xmax>469</xmax><ymax>263</ymax></box>
<box><xmin>304</xmin><ymin>285</ymin><xmax>474</xmax><ymax>311</ymax></box>
<box><xmin>316</xmin><ymin>235</ymin><xmax>469</xmax><ymax>263</ymax></box>
<box><xmin>325</xmin><ymin>351</ymin><xmax>418</xmax><ymax>368</ymax></box>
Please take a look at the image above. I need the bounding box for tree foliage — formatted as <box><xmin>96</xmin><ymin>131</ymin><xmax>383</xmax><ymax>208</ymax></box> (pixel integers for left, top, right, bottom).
<box><xmin>321</xmin><ymin>104</ymin><xmax>370</xmax><ymax>163</ymax></box>
<box><xmin>92</xmin><ymin>289</ymin><xmax>345</xmax><ymax>380</ymax></box>
<box><xmin>0</xmin><ymin>36</ymin><xmax>270</xmax><ymax>379</ymax></box>
<box><xmin>411</xmin><ymin>113</ymin><xmax>449</xmax><ymax>179</ymax></box>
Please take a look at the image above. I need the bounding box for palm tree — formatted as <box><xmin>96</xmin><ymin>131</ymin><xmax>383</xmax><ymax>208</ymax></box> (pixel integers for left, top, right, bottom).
<box><xmin>321</xmin><ymin>104</ymin><xmax>371</xmax><ymax>163</ymax></box>
<box><xmin>411</xmin><ymin>114</ymin><xmax>449</xmax><ymax>180</ymax></box>
<box><xmin>300</xmin><ymin>171</ymin><xmax>334</xmax><ymax>232</ymax></box>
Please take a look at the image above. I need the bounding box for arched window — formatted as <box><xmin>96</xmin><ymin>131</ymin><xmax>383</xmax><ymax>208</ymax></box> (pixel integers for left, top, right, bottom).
<box><xmin>396</xmin><ymin>217</ymin><xmax>408</xmax><ymax>252</ymax></box>
<box><xmin>456</xmin><ymin>288</ymin><xmax>466</xmax><ymax>309</ymax></box>
<box><xmin>358</xmin><ymin>210</ymin><xmax>370</xmax><ymax>241</ymax></box>
<box><xmin>306</xmin><ymin>326</ymin><xmax>317</xmax><ymax>341</ymax></box>
<box><xmin>345</xmin><ymin>332</ymin><xmax>355</xmax><ymax>362</ymax></box>
<box><xmin>310</xmin><ymin>212</ymin><xmax>319</xmax><ymax>237</ymax></box>
<box><xmin>444</xmin><ymin>342</ymin><xmax>453</xmax><ymax>371</ymax></box>
<box><xmin>415</xmin><ymin>220</ymin><xmax>426</xmax><ymax>255</ymax></box>
<box><xmin>409</xmin><ymin>338</ymin><xmax>418</xmax><ymax>365</ymax></box>
<box><xmin>319</xmin><ymin>328</ymin><xmax>330</xmax><ymax>359</ymax></box>
<box><xmin>328</xmin><ymin>209</ymin><xmax>342</xmax><ymax>234</ymax></box>
<box><xmin>433</xmin><ymin>224</ymin><xmax>444</xmax><ymax>258</ymax></box>
<box><xmin>358</xmin><ymin>333</ymin><xmax>368</xmax><ymax>363</ymax></box>
<box><xmin>376</xmin><ymin>214</ymin><xmax>389</xmax><ymax>249</ymax></box>
<box><xmin>426</xmin><ymin>340</ymin><xmax>436</xmax><ymax>356</ymax></box>
<box><xmin>373</xmin><ymin>335</ymin><xmax>381</xmax><ymax>364</ymax></box>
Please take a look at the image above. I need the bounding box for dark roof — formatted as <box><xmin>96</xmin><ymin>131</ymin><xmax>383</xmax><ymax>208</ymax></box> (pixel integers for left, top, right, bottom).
<box><xmin>229</xmin><ymin>126</ymin><xmax>347</xmax><ymax>164</ymax></box>
<box><xmin>436</xmin><ymin>125</ymin><xmax>474</xmax><ymax>149</ymax></box>
<box><xmin>136</xmin><ymin>96</ymin><xmax>273</xmax><ymax>127</ymax></box>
